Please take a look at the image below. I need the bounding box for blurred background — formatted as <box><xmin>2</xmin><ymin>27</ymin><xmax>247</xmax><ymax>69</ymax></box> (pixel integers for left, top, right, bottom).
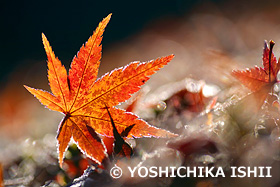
<box><xmin>1</xmin><ymin>0</ymin><xmax>280</xmax><ymax>186</ymax></box>
<box><xmin>2</xmin><ymin>0</ymin><xmax>280</xmax><ymax>135</ymax></box>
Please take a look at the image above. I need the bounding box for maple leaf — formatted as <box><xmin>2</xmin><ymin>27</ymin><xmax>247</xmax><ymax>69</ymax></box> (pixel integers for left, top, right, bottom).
<box><xmin>24</xmin><ymin>14</ymin><xmax>176</xmax><ymax>167</ymax></box>
<box><xmin>230</xmin><ymin>40</ymin><xmax>280</xmax><ymax>124</ymax></box>
<box><xmin>232</xmin><ymin>40</ymin><xmax>280</xmax><ymax>92</ymax></box>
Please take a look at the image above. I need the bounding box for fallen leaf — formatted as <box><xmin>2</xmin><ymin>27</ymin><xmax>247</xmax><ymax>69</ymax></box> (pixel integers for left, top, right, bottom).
<box><xmin>167</xmin><ymin>134</ymin><xmax>218</xmax><ymax>157</ymax></box>
<box><xmin>25</xmin><ymin>14</ymin><xmax>176</xmax><ymax>167</ymax></box>
<box><xmin>232</xmin><ymin>40</ymin><xmax>279</xmax><ymax>92</ymax></box>
<box><xmin>164</xmin><ymin>84</ymin><xmax>208</xmax><ymax>113</ymax></box>
<box><xmin>231</xmin><ymin>41</ymin><xmax>280</xmax><ymax>124</ymax></box>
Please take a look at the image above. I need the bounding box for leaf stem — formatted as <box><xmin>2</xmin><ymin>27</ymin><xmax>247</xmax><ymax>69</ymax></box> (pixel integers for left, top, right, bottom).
<box><xmin>269</xmin><ymin>40</ymin><xmax>275</xmax><ymax>82</ymax></box>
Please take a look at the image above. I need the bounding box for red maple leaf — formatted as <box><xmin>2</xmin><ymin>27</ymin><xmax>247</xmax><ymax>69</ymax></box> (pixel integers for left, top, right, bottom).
<box><xmin>24</xmin><ymin>14</ymin><xmax>177</xmax><ymax>167</ymax></box>
<box><xmin>232</xmin><ymin>40</ymin><xmax>280</xmax><ymax>92</ymax></box>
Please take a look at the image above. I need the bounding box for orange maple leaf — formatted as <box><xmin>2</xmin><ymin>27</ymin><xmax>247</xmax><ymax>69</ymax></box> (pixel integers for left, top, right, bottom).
<box><xmin>24</xmin><ymin>14</ymin><xmax>176</xmax><ymax>167</ymax></box>
<box><xmin>232</xmin><ymin>40</ymin><xmax>280</xmax><ymax>92</ymax></box>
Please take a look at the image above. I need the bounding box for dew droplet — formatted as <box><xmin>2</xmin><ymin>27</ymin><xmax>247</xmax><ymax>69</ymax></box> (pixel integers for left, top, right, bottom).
<box><xmin>157</xmin><ymin>101</ymin><xmax>167</xmax><ymax>111</ymax></box>
<box><xmin>274</xmin><ymin>84</ymin><xmax>280</xmax><ymax>92</ymax></box>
